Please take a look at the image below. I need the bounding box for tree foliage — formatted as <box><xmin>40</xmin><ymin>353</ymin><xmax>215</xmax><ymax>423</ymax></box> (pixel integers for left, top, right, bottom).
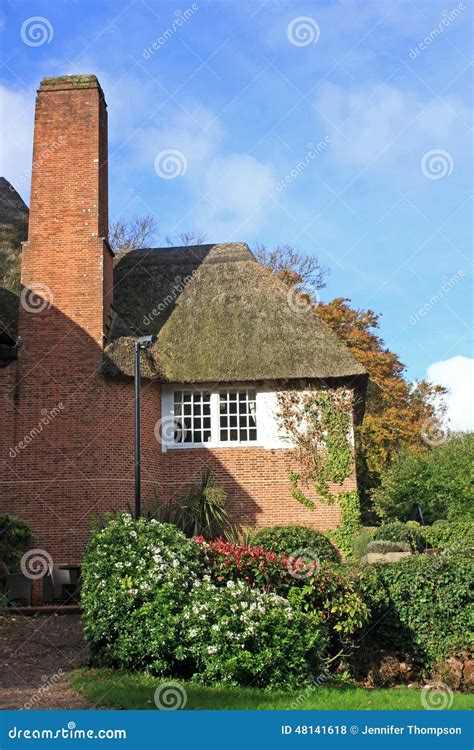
<box><xmin>372</xmin><ymin>433</ymin><xmax>474</xmax><ymax>523</ymax></box>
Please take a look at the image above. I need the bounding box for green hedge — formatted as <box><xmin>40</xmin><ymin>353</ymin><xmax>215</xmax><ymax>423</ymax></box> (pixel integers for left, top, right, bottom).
<box><xmin>252</xmin><ymin>525</ymin><xmax>340</xmax><ymax>563</ymax></box>
<box><xmin>376</xmin><ymin>521</ymin><xmax>426</xmax><ymax>552</ymax></box>
<box><xmin>423</xmin><ymin>520</ymin><xmax>474</xmax><ymax>554</ymax></box>
<box><xmin>356</xmin><ymin>555</ymin><xmax>473</xmax><ymax>665</ymax></box>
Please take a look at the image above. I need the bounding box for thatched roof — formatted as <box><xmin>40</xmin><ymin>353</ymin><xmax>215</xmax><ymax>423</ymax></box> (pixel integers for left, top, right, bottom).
<box><xmin>105</xmin><ymin>243</ymin><xmax>367</xmax><ymax>396</ymax></box>
<box><xmin>0</xmin><ymin>182</ymin><xmax>367</xmax><ymax>413</ymax></box>
<box><xmin>0</xmin><ymin>178</ymin><xmax>27</xmax><ymax>342</ymax></box>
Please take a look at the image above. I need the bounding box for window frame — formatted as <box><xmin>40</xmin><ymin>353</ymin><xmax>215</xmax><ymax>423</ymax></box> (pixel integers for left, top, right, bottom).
<box><xmin>160</xmin><ymin>382</ymin><xmax>303</xmax><ymax>452</ymax></box>
<box><xmin>217</xmin><ymin>387</ymin><xmax>258</xmax><ymax>446</ymax></box>
<box><xmin>172</xmin><ymin>388</ymin><xmax>212</xmax><ymax>446</ymax></box>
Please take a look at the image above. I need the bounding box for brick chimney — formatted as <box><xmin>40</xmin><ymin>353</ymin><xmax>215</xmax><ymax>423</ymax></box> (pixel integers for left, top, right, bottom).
<box><xmin>19</xmin><ymin>75</ymin><xmax>113</xmax><ymax>362</ymax></box>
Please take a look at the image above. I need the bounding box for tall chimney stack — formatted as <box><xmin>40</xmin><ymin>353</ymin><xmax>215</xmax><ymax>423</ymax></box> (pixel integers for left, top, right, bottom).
<box><xmin>19</xmin><ymin>74</ymin><xmax>113</xmax><ymax>360</ymax></box>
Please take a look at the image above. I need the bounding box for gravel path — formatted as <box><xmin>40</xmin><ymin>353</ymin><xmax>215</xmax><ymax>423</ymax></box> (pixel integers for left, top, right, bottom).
<box><xmin>0</xmin><ymin>613</ymin><xmax>95</xmax><ymax>709</ymax></box>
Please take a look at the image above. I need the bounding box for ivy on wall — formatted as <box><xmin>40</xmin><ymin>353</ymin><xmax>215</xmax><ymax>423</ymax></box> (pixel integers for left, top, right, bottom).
<box><xmin>277</xmin><ymin>387</ymin><xmax>354</xmax><ymax>505</ymax></box>
<box><xmin>330</xmin><ymin>491</ymin><xmax>361</xmax><ymax>559</ymax></box>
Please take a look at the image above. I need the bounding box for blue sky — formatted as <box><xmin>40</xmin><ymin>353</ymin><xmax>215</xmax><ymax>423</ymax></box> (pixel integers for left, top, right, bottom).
<box><xmin>0</xmin><ymin>0</ymin><xmax>472</xmax><ymax>423</ymax></box>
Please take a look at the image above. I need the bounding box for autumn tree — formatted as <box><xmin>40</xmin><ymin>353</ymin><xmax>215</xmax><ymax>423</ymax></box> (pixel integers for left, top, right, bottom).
<box><xmin>258</xmin><ymin>250</ymin><xmax>445</xmax><ymax>518</ymax></box>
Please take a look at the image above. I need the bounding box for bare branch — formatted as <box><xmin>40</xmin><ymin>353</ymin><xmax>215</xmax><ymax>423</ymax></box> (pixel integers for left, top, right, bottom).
<box><xmin>165</xmin><ymin>230</ymin><xmax>208</xmax><ymax>247</ymax></box>
<box><xmin>254</xmin><ymin>243</ymin><xmax>328</xmax><ymax>301</ymax></box>
<box><xmin>109</xmin><ymin>215</ymin><xmax>159</xmax><ymax>254</ymax></box>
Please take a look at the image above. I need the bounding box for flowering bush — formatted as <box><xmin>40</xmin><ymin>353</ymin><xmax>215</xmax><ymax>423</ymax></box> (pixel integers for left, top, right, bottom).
<box><xmin>81</xmin><ymin>514</ymin><xmax>205</xmax><ymax>673</ymax></box>
<box><xmin>180</xmin><ymin>578</ymin><xmax>327</xmax><ymax>689</ymax></box>
<box><xmin>197</xmin><ymin>538</ymin><xmax>369</xmax><ymax>643</ymax></box>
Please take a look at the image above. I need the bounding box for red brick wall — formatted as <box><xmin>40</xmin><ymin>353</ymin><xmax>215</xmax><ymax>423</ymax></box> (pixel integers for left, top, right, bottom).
<box><xmin>160</xmin><ymin>447</ymin><xmax>355</xmax><ymax>532</ymax></box>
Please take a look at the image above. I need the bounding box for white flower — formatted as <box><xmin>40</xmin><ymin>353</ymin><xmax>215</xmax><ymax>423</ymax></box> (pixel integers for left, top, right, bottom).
<box><xmin>226</xmin><ymin>580</ymin><xmax>235</xmax><ymax>588</ymax></box>
<box><xmin>207</xmin><ymin>645</ymin><xmax>218</xmax><ymax>654</ymax></box>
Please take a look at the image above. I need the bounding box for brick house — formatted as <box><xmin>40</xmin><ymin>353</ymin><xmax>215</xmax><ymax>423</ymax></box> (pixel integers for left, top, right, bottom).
<box><xmin>0</xmin><ymin>75</ymin><xmax>367</xmax><ymax>564</ymax></box>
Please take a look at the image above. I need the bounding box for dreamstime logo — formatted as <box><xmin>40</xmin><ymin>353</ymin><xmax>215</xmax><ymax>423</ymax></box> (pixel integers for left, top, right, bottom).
<box><xmin>287</xmin><ymin>286</ymin><xmax>317</xmax><ymax>314</ymax></box>
<box><xmin>421</xmin><ymin>149</ymin><xmax>454</xmax><ymax>180</ymax></box>
<box><xmin>9</xmin><ymin>403</ymin><xmax>65</xmax><ymax>459</ymax></box>
<box><xmin>421</xmin><ymin>417</ymin><xmax>448</xmax><ymax>447</ymax></box>
<box><xmin>24</xmin><ymin>670</ymin><xmax>64</xmax><ymax>710</ymax></box>
<box><xmin>154</xmin><ymin>682</ymin><xmax>187</xmax><ymax>710</ymax></box>
<box><xmin>154</xmin><ymin>415</ymin><xmax>188</xmax><ymax>444</ymax></box>
<box><xmin>20</xmin><ymin>283</ymin><xmax>53</xmax><ymax>313</ymax></box>
<box><xmin>409</xmin><ymin>270</ymin><xmax>465</xmax><ymax>326</ymax></box>
<box><xmin>287</xmin><ymin>16</ymin><xmax>320</xmax><ymax>47</ymax></box>
<box><xmin>20</xmin><ymin>16</ymin><xmax>53</xmax><ymax>47</ymax></box>
<box><xmin>20</xmin><ymin>549</ymin><xmax>53</xmax><ymax>580</ymax></box>
<box><xmin>421</xmin><ymin>682</ymin><xmax>454</xmax><ymax>710</ymax></box>
<box><xmin>143</xmin><ymin>4</ymin><xmax>199</xmax><ymax>59</ymax></box>
<box><xmin>154</xmin><ymin>149</ymin><xmax>187</xmax><ymax>180</ymax></box>
<box><xmin>275</xmin><ymin>138</ymin><xmax>331</xmax><ymax>192</ymax></box>
<box><xmin>10</xmin><ymin>137</ymin><xmax>64</xmax><ymax>192</ymax></box>
<box><xmin>286</xmin><ymin>548</ymin><xmax>319</xmax><ymax>580</ymax></box>
<box><xmin>143</xmin><ymin>271</ymin><xmax>197</xmax><ymax>326</ymax></box>
<box><xmin>409</xmin><ymin>4</ymin><xmax>465</xmax><ymax>59</ymax></box>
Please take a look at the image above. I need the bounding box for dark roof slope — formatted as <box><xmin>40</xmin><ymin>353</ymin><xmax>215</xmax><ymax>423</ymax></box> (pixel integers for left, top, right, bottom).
<box><xmin>105</xmin><ymin>243</ymin><xmax>367</xmax><ymax>389</ymax></box>
<box><xmin>0</xmin><ymin>178</ymin><xmax>27</xmax><ymax>340</ymax></box>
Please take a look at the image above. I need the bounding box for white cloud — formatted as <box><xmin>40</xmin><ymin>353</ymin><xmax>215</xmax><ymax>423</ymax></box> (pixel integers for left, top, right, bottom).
<box><xmin>427</xmin><ymin>355</ymin><xmax>474</xmax><ymax>432</ymax></box>
<box><xmin>131</xmin><ymin>103</ymin><xmax>275</xmax><ymax>238</ymax></box>
<box><xmin>314</xmin><ymin>82</ymin><xmax>470</xmax><ymax>173</ymax></box>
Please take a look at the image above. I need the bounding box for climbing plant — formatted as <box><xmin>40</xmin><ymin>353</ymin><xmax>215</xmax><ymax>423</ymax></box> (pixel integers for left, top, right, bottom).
<box><xmin>277</xmin><ymin>387</ymin><xmax>354</xmax><ymax>506</ymax></box>
<box><xmin>330</xmin><ymin>491</ymin><xmax>361</xmax><ymax>559</ymax></box>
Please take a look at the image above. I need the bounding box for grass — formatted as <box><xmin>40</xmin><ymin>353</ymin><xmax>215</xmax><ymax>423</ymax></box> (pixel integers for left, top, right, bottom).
<box><xmin>72</xmin><ymin>669</ymin><xmax>474</xmax><ymax>711</ymax></box>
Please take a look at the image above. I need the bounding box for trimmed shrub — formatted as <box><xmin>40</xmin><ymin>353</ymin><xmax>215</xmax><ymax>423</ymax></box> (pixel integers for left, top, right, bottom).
<box><xmin>367</xmin><ymin>540</ymin><xmax>411</xmax><ymax>554</ymax></box>
<box><xmin>356</xmin><ymin>555</ymin><xmax>473</xmax><ymax>666</ymax></box>
<box><xmin>0</xmin><ymin>514</ymin><xmax>32</xmax><ymax>571</ymax></box>
<box><xmin>252</xmin><ymin>525</ymin><xmax>339</xmax><ymax>563</ymax></box>
<box><xmin>181</xmin><ymin>578</ymin><xmax>327</xmax><ymax>689</ymax></box>
<box><xmin>81</xmin><ymin>514</ymin><xmax>205</xmax><ymax>674</ymax></box>
<box><xmin>376</xmin><ymin>521</ymin><xmax>425</xmax><ymax>552</ymax></box>
<box><xmin>196</xmin><ymin>537</ymin><xmax>293</xmax><ymax>590</ymax></box>
<box><xmin>423</xmin><ymin>520</ymin><xmax>474</xmax><ymax>554</ymax></box>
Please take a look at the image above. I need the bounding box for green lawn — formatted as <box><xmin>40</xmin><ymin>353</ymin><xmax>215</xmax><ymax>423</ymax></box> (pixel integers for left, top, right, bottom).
<box><xmin>72</xmin><ymin>669</ymin><xmax>474</xmax><ymax>710</ymax></box>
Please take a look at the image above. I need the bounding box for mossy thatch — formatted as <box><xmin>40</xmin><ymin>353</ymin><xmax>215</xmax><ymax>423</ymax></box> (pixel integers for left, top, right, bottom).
<box><xmin>106</xmin><ymin>243</ymin><xmax>367</xmax><ymax>409</ymax></box>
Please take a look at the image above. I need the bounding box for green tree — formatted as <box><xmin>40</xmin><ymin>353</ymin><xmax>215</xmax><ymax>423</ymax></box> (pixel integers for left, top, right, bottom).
<box><xmin>372</xmin><ymin>433</ymin><xmax>474</xmax><ymax>523</ymax></box>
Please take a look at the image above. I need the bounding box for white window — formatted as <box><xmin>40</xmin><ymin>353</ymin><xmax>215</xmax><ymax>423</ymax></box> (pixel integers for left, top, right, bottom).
<box><xmin>219</xmin><ymin>389</ymin><xmax>257</xmax><ymax>443</ymax></box>
<box><xmin>174</xmin><ymin>389</ymin><xmax>212</xmax><ymax>444</ymax></box>
<box><xmin>161</xmin><ymin>383</ymin><xmax>293</xmax><ymax>451</ymax></box>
